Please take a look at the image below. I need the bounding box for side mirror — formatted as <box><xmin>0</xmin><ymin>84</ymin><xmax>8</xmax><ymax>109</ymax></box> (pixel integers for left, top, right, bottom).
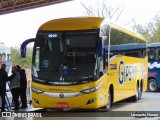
<box><xmin>21</xmin><ymin>38</ymin><xmax>35</xmax><ymax>58</ymax></box>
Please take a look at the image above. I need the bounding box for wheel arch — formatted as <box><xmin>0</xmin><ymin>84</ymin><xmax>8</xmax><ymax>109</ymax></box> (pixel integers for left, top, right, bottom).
<box><xmin>109</xmin><ymin>84</ymin><xmax>114</xmax><ymax>105</ymax></box>
<box><xmin>148</xmin><ymin>77</ymin><xmax>159</xmax><ymax>92</ymax></box>
<box><xmin>148</xmin><ymin>76</ymin><xmax>157</xmax><ymax>82</ymax></box>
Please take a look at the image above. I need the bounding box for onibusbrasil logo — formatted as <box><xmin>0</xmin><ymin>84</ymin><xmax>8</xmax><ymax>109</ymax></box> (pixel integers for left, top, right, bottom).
<box><xmin>1</xmin><ymin>112</ymin><xmax>42</xmax><ymax>117</ymax></box>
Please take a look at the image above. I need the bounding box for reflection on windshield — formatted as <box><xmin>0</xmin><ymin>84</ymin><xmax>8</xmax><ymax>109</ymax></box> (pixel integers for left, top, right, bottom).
<box><xmin>33</xmin><ymin>31</ymin><xmax>98</xmax><ymax>84</ymax></box>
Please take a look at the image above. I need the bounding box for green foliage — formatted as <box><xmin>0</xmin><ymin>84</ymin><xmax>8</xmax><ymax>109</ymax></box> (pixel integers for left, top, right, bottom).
<box><xmin>133</xmin><ymin>13</ymin><xmax>160</xmax><ymax>43</ymax></box>
<box><xmin>11</xmin><ymin>46</ymin><xmax>33</xmax><ymax>68</ymax></box>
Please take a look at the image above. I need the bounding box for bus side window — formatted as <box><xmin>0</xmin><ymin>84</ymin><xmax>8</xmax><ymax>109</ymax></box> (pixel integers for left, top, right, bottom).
<box><xmin>149</xmin><ymin>54</ymin><xmax>155</xmax><ymax>60</ymax></box>
<box><xmin>123</xmin><ymin>50</ymin><xmax>142</xmax><ymax>58</ymax></box>
<box><xmin>109</xmin><ymin>51</ymin><xmax>120</xmax><ymax>58</ymax></box>
<box><xmin>148</xmin><ymin>48</ymin><xmax>156</xmax><ymax>60</ymax></box>
<box><xmin>158</xmin><ymin>49</ymin><xmax>160</xmax><ymax>60</ymax></box>
<box><xmin>149</xmin><ymin>53</ymin><xmax>156</xmax><ymax>60</ymax></box>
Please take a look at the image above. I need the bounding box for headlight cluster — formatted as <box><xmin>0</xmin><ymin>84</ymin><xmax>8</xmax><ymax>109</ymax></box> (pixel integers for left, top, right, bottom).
<box><xmin>32</xmin><ymin>88</ymin><xmax>44</xmax><ymax>94</ymax></box>
<box><xmin>82</xmin><ymin>82</ymin><xmax>103</xmax><ymax>94</ymax></box>
<box><xmin>31</xmin><ymin>82</ymin><xmax>103</xmax><ymax>95</ymax></box>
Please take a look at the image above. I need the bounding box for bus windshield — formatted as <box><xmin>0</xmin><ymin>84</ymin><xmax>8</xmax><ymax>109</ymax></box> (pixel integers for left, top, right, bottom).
<box><xmin>32</xmin><ymin>30</ymin><xmax>98</xmax><ymax>85</ymax></box>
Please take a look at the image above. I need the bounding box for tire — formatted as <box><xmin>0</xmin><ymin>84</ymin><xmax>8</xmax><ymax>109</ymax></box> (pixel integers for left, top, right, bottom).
<box><xmin>138</xmin><ymin>83</ymin><xmax>142</xmax><ymax>100</ymax></box>
<box><xmin>99</xmin><ymin>90</ymin><xmax>112</xmax><ymax>111</ymax></box>
<box><xmin>132</xmin><ymin>84</ymin><xmax>139</xmax><ymax>102</ymax></box>
<box><xmin>148</xmin><ymin>79</ymin><xmax>158</xmax><ymax>92</ymax></box>
<box><xmin>106</xmin><ymin>90</ymin><xmax>112</xmax><ymax>110</ymax></box>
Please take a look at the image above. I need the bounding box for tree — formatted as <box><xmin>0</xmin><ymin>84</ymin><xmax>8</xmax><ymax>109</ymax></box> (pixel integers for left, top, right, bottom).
<box><xmin>133</xmin><ymin>13</ymin><xmax>160</xmax><ymax>43</ymax></box>
<box><xmin>11</xmin><ymin>46</ymin><xmax>33</xmax><ymax>68</ymax></box>
<box><xmin>81</xmin><ymin>0</ymin><xmax>124</xmax><ymax>22</ymax></box>
<box><xmin>152</xmin><ymin>15</ymin><xmax>160</xmax><ymax>42</ymax></box>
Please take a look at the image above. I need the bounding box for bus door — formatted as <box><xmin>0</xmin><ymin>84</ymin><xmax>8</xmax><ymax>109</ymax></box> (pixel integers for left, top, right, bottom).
<box><xmin>108</xmin><ymin>28</ymin><xmax>127</xmax><ymax>101</ymax></box>
<box><xmin>100</xmin><ymin>25</ymin><xmax>125</xmax><ymax>101</ymax></box>
<box><xmin>109</xmin><ymin>52</ymin><xmax>127</xmax><ymax>101</ymax></box>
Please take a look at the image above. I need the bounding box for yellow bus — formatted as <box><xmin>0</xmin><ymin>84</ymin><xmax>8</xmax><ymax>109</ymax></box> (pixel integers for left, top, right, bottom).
<box><xmin>21</xmin><ymin>17</ymin><xmax>148</xmax><ymax>110</ymax></box>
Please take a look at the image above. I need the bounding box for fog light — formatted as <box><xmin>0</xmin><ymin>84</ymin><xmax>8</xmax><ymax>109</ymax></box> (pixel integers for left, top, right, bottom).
<box><xmin>33</xmin><ymin>98</ymin><xmax>40</xmax><ymax>104</ymax></box>
<box><xmin>86</xmin><ymin>98</ymin><xmax>96</xmax><ymax>105</ymax></box>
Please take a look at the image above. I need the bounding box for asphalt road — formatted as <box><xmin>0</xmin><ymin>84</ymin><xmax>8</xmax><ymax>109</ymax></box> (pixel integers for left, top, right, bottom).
<box><xmin>1</xmin><ymin>92</ymin><xmax>160</xmax><ymax>120</ymax></box>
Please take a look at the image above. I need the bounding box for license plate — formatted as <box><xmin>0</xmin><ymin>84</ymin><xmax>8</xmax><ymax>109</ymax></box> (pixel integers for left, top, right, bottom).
<box><xmin>56</xmin><ymin>103</ymin><xmax>68</xmax><ymax>108</ymax></box>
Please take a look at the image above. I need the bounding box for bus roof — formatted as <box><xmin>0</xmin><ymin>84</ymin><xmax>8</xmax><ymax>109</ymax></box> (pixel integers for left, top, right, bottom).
<box><xmin>147</xmin><ymin>42</ymin><xmax>160</xmax><ymax>48</ymax></box>
<box><xmin>39</xmin><ymin>17</ymin><xmax>104</xmax><ymax>31</ymax></box>
<box><xmin>101</xmin><ymin>19</ymin><xmax>146</xmax><ymax>41</ymax></box>
<box><xmin>38</xmin><ymin>17</ymin><xmax>146</xmax><ymax>42</ymax></box>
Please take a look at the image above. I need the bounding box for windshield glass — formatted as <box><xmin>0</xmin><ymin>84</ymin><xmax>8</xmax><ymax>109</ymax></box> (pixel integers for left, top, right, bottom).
<box><xmin>32</xmin><ymin>30</ymin><xmax>99</xmax><ymax>85</ymax></box>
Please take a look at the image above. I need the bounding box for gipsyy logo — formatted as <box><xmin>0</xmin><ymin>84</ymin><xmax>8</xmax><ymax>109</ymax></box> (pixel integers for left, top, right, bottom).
<box><xmin>125</xmin><ymin>65</ymin><xmax>132</xmax><ymax>81</ymax></box>
<box><xmin>119</xmin><ymin>60</ymin><xmax>124</xmax><ymax>84</ymax></box>
<box><xmin>118</xmin><ymin>61</ymin><xmax>138</xmax><ymax>84</ymax></box>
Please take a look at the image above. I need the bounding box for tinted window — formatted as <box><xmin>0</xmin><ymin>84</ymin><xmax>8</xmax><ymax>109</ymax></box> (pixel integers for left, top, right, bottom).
<box><xmin>105</xmin><ymin>28</ymin><xmax>146</xmax><ymax>58</ymax></box>
<box><xmin>148</xmin><ymin>48</ymin><xmax>156</xmax><ymax>61</ymax></box>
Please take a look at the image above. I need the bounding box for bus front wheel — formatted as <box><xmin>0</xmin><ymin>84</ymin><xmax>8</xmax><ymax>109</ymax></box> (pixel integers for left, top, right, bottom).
<box><xmin>99</xmin><ymin>90</ymin><xmax>112</xmax><ymax>111</ymax></box>
<box><xmin>106</xmin><ymin>90</ymin><xmax>112</xmax><ymax>110</ymax></box>
<box><xmin>148</xmin><ymin>79</ymin><xmax>158</xmax><ymax>92</ymax></box>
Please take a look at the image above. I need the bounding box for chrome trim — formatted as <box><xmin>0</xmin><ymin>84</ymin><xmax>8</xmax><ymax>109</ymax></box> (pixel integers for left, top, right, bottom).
<box><xmin>32</xmin><ymin>81</ymin><xmax>103</xmax><ymax>98</ymax></box>
<box><xmin>33</xmin><ymin>77</ymin><xmax>46</xmax><ymax>83</ymax></box>
<box><xmin>48</xmin><ymin>81</ymin><xmax>77</xmax><ymax>85</ymax></box>
<box><xmin>42</xmin><ymin>92</ymin><xmax>83</xmax><ymax>98</ymax></box>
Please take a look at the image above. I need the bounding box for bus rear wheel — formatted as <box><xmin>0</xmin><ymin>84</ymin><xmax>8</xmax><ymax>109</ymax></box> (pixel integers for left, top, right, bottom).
<box><xmin>132</xmin><ymin>84</ymin><xmax>139</xmax><ymax>102</ymax></box>
<box><xmin>148</xmin><ymin>79</ymin><xmax>158</xmax><ymax>92</ymax></box>
<box><xmin>138</xmin><ymin>82</ymin><xmax>142</xmax><ymax>100</ymax></box>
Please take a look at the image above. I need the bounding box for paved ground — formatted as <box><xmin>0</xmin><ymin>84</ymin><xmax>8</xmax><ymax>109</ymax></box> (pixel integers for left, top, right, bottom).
<box><xmin>1</xmin><ymin>92</ymin><xmax>160</xmax><ymax>120</ymax></box>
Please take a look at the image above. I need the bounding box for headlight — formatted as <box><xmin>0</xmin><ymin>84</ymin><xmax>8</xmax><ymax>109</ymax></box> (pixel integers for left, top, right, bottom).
<box><xmin>32</xmin><ymin>88</ymin><xmax>44</xmax><ymax>94</ymax></box>
<box><xmin>82</xmin><ymin>82</ymin><xmax>103</xmax><ymax>94</ymax></box>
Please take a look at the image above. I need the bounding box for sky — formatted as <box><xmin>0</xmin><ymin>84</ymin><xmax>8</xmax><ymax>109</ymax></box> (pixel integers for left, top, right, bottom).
<box><xmin>0</xmin><ymin>0</ymin><xmax>160</xmax><ymax>47</ymax></box>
